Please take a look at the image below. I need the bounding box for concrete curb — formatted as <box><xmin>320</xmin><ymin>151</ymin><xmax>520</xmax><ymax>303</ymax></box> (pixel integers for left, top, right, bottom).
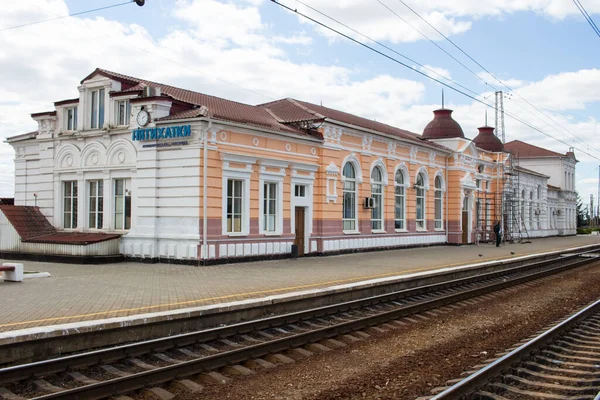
<box><xmin>2</xmin><ymin>243</ymin><xmax>599</xmax><ymax>346</ymax></box>
<box><xmin>1</xmin><ymin>242</ymin><xmax>599</xmax><ymax>365</ymax></box>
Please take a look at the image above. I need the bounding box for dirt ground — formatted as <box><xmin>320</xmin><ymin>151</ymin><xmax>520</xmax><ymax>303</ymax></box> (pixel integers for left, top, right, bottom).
<box><xmin>175</xmin><ymin>262</ymin><xmax>600</xmax><ymax>400</ymax></box>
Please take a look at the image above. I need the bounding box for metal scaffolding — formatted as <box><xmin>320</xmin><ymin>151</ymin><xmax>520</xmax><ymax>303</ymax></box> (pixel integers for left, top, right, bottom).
<box><xmin>502</xmin><ymin>152</ymin><xmax>529</xmax><ymax>243</ymax></box>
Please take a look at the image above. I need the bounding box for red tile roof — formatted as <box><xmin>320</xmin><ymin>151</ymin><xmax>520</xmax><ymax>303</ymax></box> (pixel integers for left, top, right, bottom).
<box><xmin>24</xmin><ymin>232</ymin><xmax>121</xmax><ymax>245</ymax></box>
<box><xmin>504</xmin><ymin>140</ymin><xmax>565</xmax><ymax>158</ymax></box>
<box><xmin>30</xmin><ymin>111</ymin><xmax>56</xmax><ymax>118</ymax></box>
<box><xmin>261</xmin><ymin>98</ymin><xmax>449</xmax><ymax>150</ymax></box>
<box><xmin>422</xmin><ymin>109</ymin><xmax>465</xmax><ymax>140</ymax></box>
<box><xmin>54</xmin><ymin>98</ymin><xmax>79</xmax><ymax>106</ymax></box>
<box><xmin>473</xmin><ymin>126</ymin><xmax>503</xmax><ymax>152</ymax></box>
<box><xmin>88</xmin><ymin>69</ymin><xmax>317</xmax><ymax>139</ymax></box>
<box><xmin>0</xmin><ymin>205</ymin><xmax>120</xmax><ymax>245</ymax></box>
<box><xmin>0</xmin><ymin>205</ymin><xmax>55</xmax><ymax>240</ymax></box>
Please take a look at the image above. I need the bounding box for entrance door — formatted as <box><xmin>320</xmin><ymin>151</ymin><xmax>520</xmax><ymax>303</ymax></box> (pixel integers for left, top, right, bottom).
<box><xmin>462</xmin><ymin>211</ymin><xmax>469</xmax><ymax>244</ymax></box>
<box><xmin>294</xmin><ymin>207</ymin><xmax>305</xmax><ymax>256</ymax></box>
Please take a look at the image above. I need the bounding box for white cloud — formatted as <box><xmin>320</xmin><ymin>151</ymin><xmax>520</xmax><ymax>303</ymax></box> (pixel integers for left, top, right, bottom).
<box><xmin>420</xmin><ymin>65</ymin><xmax>452</xmax><ymax>81</ymax></box>
<box><xmin>1</xmin><ymin>0</ymin><xmax>599</xmax><ymax>199</ymax></box>
<box><xmin>272</xmin><ymin>33</ymin><xmax>313</xmax><ymax>45</ymax></box>
<box><xmin>277</xmin><ymin>0</ymin><xmax>600</xmax><ymax>44</ymax></box>
<box><xmin>0</xmin><ymin>0</ymin><xmax>426</xmax><ymax>197</ymax></box>
<box><xmin>477</xmin><ymin>72</ymin><xmax>525</xmax><ymax>89</ymax></box>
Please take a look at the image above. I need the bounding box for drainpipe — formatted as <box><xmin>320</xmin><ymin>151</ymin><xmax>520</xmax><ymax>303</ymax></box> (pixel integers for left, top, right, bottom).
<box><xmin>203</xmin><ymin>114</ymin><xmax>211</xmax><ymax>264</ymax></box>
<box><xmin>499</xmin><ymin>153</ymin><xmax>504</xmax><ymax>242</ymax></box>
<box><xmin>445</xmin><ymin>155</ymin><xmax>449</xmax><ymax>243</ymax></box>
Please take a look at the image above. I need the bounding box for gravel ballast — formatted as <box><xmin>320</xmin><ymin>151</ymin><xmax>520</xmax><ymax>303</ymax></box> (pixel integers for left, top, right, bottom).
<box><xmin>173</xmin><ymin>261</ymin><xmax>600</xmax><ymax>400</ymax></box>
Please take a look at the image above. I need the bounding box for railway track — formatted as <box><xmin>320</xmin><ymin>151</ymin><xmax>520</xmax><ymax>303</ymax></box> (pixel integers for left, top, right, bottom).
<box><xmin>427</xmin><ymin>292</ymin><xmax>600</xmax><ymax>399</ymax></box>
<box><xmin>0</xmin><ymin>250</ymin><xmax>598</xmax><ymax>400</ymax></box>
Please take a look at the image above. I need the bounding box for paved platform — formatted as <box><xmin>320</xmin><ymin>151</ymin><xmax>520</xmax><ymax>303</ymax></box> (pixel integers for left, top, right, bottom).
<box><xmin>1</xmin><ymin>235</ymin><xmax>599</xmax><ymax>333</ymax></box>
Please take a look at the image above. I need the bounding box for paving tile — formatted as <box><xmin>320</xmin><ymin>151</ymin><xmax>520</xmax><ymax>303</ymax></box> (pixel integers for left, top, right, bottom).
<box><xmin>0</xmin><ymin>236</ymin><xmax>597</xmax><ymax>332</ymax></box>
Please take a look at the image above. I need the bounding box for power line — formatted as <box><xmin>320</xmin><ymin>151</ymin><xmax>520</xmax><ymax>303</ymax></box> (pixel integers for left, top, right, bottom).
<box><xmin>572</xmin><ymin>0</ymin><xmax>600</xmax><ymax>38</ymax></box>
<box><xmin>270</xmin><ymin>0</ymin><xmax>600</xmax><ymax>163</ymax></box>
<box><xmin>394</xmin><ymin>0</ymin><xmax>600</xmax><ymax>158</ymax></box>
<box><xmin>296</xmin><ymin>0</ymin><xmax>481</xmax><ymax>98</ymax></box>
<box><xmin>29</xmin><ymin>2</ymin><xmax>275</xmax><ymax>102</ymax></box>
<box><xmin>378</xmin><ymin>0</ymin><xmax>600</xmax><ymax>157</ymax></box>
<box><xmin>0</xmin><ymin>1</ymin><xmax>134</xmax><ymax>33</ymax></box>
<box><xmin>375</xmin><ymin>0</ymin><xmax>494</xmax><ymax>90</ymax></box>
<box><xmin>508</xmin><ymin>96</ymin><xmax>600</xmax><ymax>156</ymax></box>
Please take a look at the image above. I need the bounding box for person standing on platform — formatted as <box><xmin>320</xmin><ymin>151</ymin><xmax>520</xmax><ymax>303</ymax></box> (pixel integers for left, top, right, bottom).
<box><xmin>494</xmin><ymin>221</ymin><xmax>502</xmax><ymax>247</ymax></box>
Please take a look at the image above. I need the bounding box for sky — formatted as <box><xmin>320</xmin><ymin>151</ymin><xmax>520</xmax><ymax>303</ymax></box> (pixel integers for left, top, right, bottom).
<box><xmin>0</xmin><ymin>0</ymin><xmax>599</xmax><ymax>212</ymax></box>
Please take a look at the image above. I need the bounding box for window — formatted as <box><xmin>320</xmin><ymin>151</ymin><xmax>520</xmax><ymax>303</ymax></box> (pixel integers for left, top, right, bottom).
<box><xmin>114</xmin><ymin>179</ymin><xmax>131</xmax><ymax>230</ymax></box>
<box><xmin>529</xmin><ymin>192</ymin><xmax>533</xmax><ymax>227</ymax></box>
<box><xmin>434</xmin><ymin>175</ymin><xmax>443</xmax><ymax>229</ymax></box>
<box><xmin>476</xmin><ymin>199</ymin><xmax>482</xmax><ymax>230</ymax></box>
<box><xmin>90</xmin><ymin>88</ymin><xmax>105</xmax><ymax>129</ymax></box>
<box><xmin>342</xmin><ymin>163</ymin><xmax>357</xmax><ymax>231</ymax></box>
<box><xmin>116</xmin><ymin>99</ymin><xmax>130</xmax><ymax>126</ymax></box>
<box><xmin>394</xmin><ymin>169</ymin><xmax>405</xmax><ymax>230</ymax></box>
<box><xmin>226</xmin><ymin>179</ymin><xmax>243</xmax><ymax>233</ymax></box>
<box><xmin>294</xmin><ymin>185</ymin><xmax>306</xmax><ymax>197</ymax></box>
<box><xmin>415</xmin><ymin>172</ymin><xmax>426</xmax><ymax>229</ymax></box>
<box><xmin>88</xmin><ymin>180</ymin><xmax>103</xmax><ymax>229</ymax></box>
<box><xmin>263</xmin><ymin>182</ymin><xmax>277</xmax><ymax>232</ymax></box>
<box><xmin>537</xmin><ymin>185</ymin><xmax>541</xmax><ymax>200</ymax></box>
<box><xmin>371</xmin><ymin>167</ymin><xmax>384</xmax><ymax>230</ymax></box>
<box><xmin>65</xmin><ymin>107</ymin><xmax>77</xmax><ymax>131</ymax></box>
<box><xmin>63</xmin><ymin>181</ymin><xmax>78</xmax><ymax>229</ymax></box>
<box><xmin>521</xmin><ymin>189</ymin><xmax>525</xmax><ymax>228</ymax></box>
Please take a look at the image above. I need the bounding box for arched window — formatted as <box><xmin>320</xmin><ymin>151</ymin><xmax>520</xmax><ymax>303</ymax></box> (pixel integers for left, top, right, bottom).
<box><xmin>529</xmin><ymin>191</ymin><xmax>533</xmax><ymax>228</ymax></box>
<box><xmin>342</xmin><ymin>163</ymin><xmax>357</xmax><ymax>231</ymax></box>
<box><xmin>521</xmin><ymin>189</ymin><xmax>526</xmax><ymax>229</ymax></box>
<box><xmin>434</xmin><ymin>175</ymin><xmax>443</xmax><ymax>229</ymax></box>
<box><xmin>416</xmin><ymin>172</ymin><xmax>426</xmax><ymax>229</ymax></box>
<box><xmin>371</xmin><ymin>167</ymin><xmax>384</xmax><ymax>230</ymax></box>
<box><xmin>394</xmin><ymin>169</ymin><xmax>405</xmax><ymax>230</ymax></box>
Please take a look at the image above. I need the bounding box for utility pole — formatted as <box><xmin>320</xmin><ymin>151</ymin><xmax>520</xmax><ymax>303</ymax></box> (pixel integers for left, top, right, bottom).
<box><xmin>591</xmin><ymin>194</ymin><xmax>594</xmax><ymax>227</ymax></box>
<box><xmin>494</xmin><ymin>91</ymin><xmax>505</xmax><ymax>144</ymax></box>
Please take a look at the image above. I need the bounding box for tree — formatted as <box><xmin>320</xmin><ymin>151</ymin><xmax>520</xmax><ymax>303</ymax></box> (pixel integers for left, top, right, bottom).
<box><xmin>576</xmin><ymin>193</ymin><xmax>589</xmax><ymax>227</ymax></box>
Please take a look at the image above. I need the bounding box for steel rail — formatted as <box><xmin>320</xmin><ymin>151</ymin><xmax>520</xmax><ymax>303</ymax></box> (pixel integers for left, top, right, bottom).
<box><xmin>0</xmin><ymin>251</ymin><xmax>588</xmax><ymax>385</ymax></box>
<box><xmin>430</xmin><ymin>296</ymin><xmax>600</xmax><ymax>399</ymax></box>
<box><xmin>24</xmin><ymin>256</ymin><xmax>596</xmax><ymax>400</ymax></box>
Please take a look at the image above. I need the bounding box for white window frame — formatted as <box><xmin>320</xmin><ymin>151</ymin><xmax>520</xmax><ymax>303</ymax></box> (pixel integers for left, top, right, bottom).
<box><xmin>434</xmin><ymin>175</ymin><xmax>444</xmax><ymax>230</ymax></box>
<box><xmin>221</xmin><ymin>154</ymin><xmax>255</xmax><ymax>237</ymax></box>
<box><xmin>342</xmin><ymin>162</ymin><xmax>358</xmax><ymax>233</ymax></box>
<box><xmin>114</xmin><ymin>178</ymin><xmax>131</xmax><ymax>230</ymax></box>
<box><xmin>90</xmin><ymin>88</ymin><xmax>105</xmax><ymax>129</ymax></box>
<box><xmin>225</xmin><ymin>179</ymin><xmax>245</xmax><ymax>234</ymax></box>
<box><xmin>63</xmin><ymin>180</ymin><xmax>78</xmax><ymax>229</ymax></box>
<box><xmin>294</xmin><ymin>185</ymin><xmax>306</xmax><ymax>197</ymax></box>
<box><xmin>370</xmin><ymin>166</ymin><xmax>384</xmax><ymax>232</ymax></box>
<box><xmin>88</xmin><ymin>180</ymin><xmax>104</xmax><ymax>229</ymax></box>
<box><xmin>258</xmin><ymin>160</ymin><xmax>286</xmax><ymax>236</ymax></box>
<box><xmin>115</xmin><ymin>99</ymin><xmax>131</xmax><ymax>126</ymax></box>
<box><xmin>415</xmin><ymin>172</ymin><xmax>427</xmax><ymax>231</ymax></box>
<box><xmin>394</xmin><ymin>167</ymin><xmax>407</xmax><ymax>231</ymax></box>
<box><xmin>65</xmin><ymin>106</ymin><xmax>78</xmax><ymax>131</ymax></box>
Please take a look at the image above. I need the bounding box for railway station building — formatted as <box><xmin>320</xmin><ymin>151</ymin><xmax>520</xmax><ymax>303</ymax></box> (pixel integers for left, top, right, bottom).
<box><xmin>1</xmin><ymin>68</ymin><xmax>577</xmax><ymax>263</ymax></box>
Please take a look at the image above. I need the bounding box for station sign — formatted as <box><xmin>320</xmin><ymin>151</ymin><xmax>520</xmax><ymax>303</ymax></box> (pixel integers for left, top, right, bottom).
<box><xmin>131</xmin><ymin>124</ymin><xmax>192</xmax><ymax>142</ymax></box>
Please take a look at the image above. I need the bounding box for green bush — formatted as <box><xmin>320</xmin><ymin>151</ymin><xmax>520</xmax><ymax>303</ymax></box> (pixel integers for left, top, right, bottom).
<box><xmin>577</xmin><ymin>228</ymin><xmax>593</xmax><ymax>234</ymax></box>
